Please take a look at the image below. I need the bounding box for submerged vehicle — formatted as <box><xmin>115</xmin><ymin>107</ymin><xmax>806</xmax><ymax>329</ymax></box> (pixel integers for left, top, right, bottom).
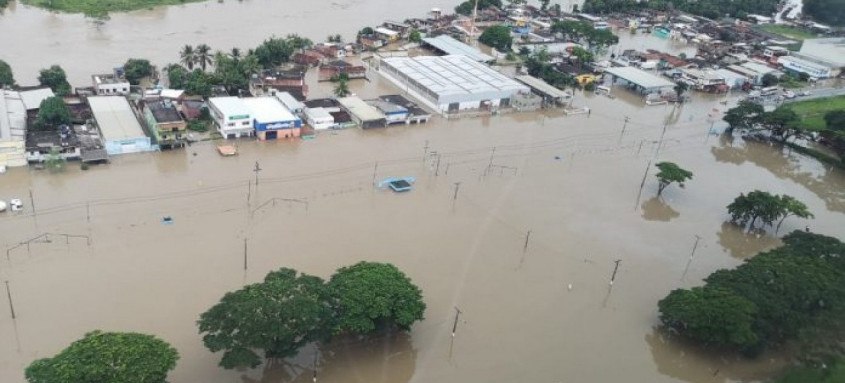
<box><xmin>377</xmin><ymin>177</ymin><xmax>416</xmax><ymax>192</ymax></box>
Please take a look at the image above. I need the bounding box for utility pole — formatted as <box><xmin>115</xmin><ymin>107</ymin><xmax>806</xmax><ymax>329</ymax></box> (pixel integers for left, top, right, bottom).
<box><xmin>451</xmin><ymin>306</ymin><xmax>462</xmax><ymax>337</ymax></box>
<box><xmin>435</xmin><ymin>154</ymin><xmax>442</xmax><ymax>176</ymax></box>
<box><xmin>619</xmin><ymin>116</ymin><xmax>630</xmax><ymax>143</ymax></box>
<box><xmin>243</xmin><ymin>238</ymin><xmax>248</xmax><ymax>271</ymax></box>
<box><xmin>452</xmin><ymin>182</ymin><xmax>461</xmax><ymax>202</ymax></box>
<box><xmin>485</xmin><ymin>146</ymin><xmax>496</xmax><ymax>176</ymax></box>
<box><xmin>523</xmin><ymin>230</ymin><xmax>532</xmax><ymax>252</ymax></box>
<box><xmin>86</xmin><ymin>201</ymin><xmax>91</xmax><ymax>223</ymax></box>
<box><xmin>5</xmin><ymin>281</ymin><xmax>15</xmax><ymax>319</ymax></box>
<box><xmin>312</xmin><ymin>349</ymin><xmax>318</xmax><ymax>382</ymax></box>
<box><xmin>423</xmin><ymin>140</ymin><xmax>429</xmax><ymax>161</ymax></box>
<box><xmin>372</xmin><ymin>162</ymin><xmax>379</xmax><ymax>185</ymax></box>
<box><xmin>634</xmin><ymin>160</ymin><xmax>652</xmax><ymax>211</ymax></box>
<box><xmin>253</xmin><ymin>161</ymin><xmax>262</xmax><ymax>187</ymax></box>
<box><xmin>29</xmin><ymin>189</ymin><xmax>36</xmax><ymax>226</ymax></box>
<box><xmin>609</xmin><ymin>259</ymin><xmax>622</xmax><ymax>286</ymax></box>
<box><xmin>689</xmin><ymin>235</ymin><xmax>701</xmax><ymax>260</ymax></box>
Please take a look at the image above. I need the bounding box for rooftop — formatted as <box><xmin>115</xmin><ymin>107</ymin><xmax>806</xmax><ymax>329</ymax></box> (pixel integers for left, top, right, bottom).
<box><xmin>18</xmin><ymin>87</ymin><xmax>55</xmax><ymax>111</ymax></box>
<box><xmin>337</xmin><ymin>96</ymin><xmax>386</xmax><ymax>122</ymax></box>
<box><xmin>88</xmin><ymin>96</ymin><xmax>147</xmax><ymax>141</ymax></box>
<box><xmin>740</xmin><ymin>61</ymin><xmax>778</xmax><ymax>75</ymax></box>
<box><xmin>242</xmin><ymin>97</ymin><xmax>299</xmax><ymax>123</ymax></box>
<box><xmin>93</xmin><ymin>74</ymin><xmax>129</xmax><ymax>85</ymax></box>
<box><xmin>380</xmin><ymin>55</ymin><xmax>528</xmax><ymax>102</ymax></box>
<box><xmin>604</xmin><ymin>66</ymin><xmax>675</xmax><ymax>89</ymax></box>
<box><xmin>799</xmin><ymin>39</ymin><xmax>845</xmax><ymax>67</ymax></box>
<box><xmin>209</xmin><ymin>97</ymin><xmax>251</xmax><ymax>118</ymax></box>
<box><xmin>367</xmin><ymin>100</ymin><xmax>408</xmax><ymax>114</ymax></box>
<box><xmin>147</xmin><ymin>100</ymin><xmax>184</xmax><ymax>124</ymax></box>
<box><xmin>515</xmin><ymin>75</ymin><xmax>572</xmax><ymax>100</ymax></box>
<box><xmin>273</xmin><ymin>92</ymin><xmax>305</xmax><ymax>111</ymax></box>
<box><xmin>1</xmin><ymin>90</ymin><xmax>26</xmax><ymax>141</ymax></box>
<box><xmin>422</xmin><ymin>35</ymin><xmax>494</xmax><ymax>62</ymax></box>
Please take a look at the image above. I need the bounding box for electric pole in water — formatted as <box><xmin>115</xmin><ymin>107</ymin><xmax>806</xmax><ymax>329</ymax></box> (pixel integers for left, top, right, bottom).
<box><xmin>253</xmin><ymin>161</ymin><xmax>262</xmax><ymax>187</ymax></box>
<box><xmin>609</xmin><ymin>259</ymin><xmax>622</xmax><ymax>286</ymax></box>
<box><xmin>619</xmin><ymin>116</ymin><xmax>630</xmax><ymax>143</ymax></box>
<box><xmin>451</xmin><ymin>307</ymin><xmax>462</xmax><ymax>337</ymax></box>
<box><xmin>5</xmin><ymin>281</ymin><xmax>15</xmax><ymax>319</ymax></box>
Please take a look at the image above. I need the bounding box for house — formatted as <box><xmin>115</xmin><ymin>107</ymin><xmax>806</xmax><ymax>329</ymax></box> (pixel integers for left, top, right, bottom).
<box><xmin>208</xmin><ymin>97</ymin><xmax>254</xmax><ymax>139</ymax></box>
<box><xmin>25</xmin><ymin>125</ymin><xmax>81</xmax><ymax>163</ymax></box>
<box><xmin>678</xmin><ymin>68</ymin><xmax>728</xmax><ymax>92</ymax></box>
<box><xmin>367</xmin><ymin>100</ymin><xmax>408</xmax><ymax>124</ymax></box>
<box><xmin>249</xmin><ymin>67</ymin><xmax>308</xmax><ymax>100</ymax></box>
<box><xmin>87</xmin><ymin>96</ymin><xmax>154</xmax><ymax>155</ymax></box>
<box><xmin>181</xmin><ymin>99</ymin><xmax>205</xmax><ymax>120</ymax></box>
<box><xmin>318</xmin><ymin>60</ymin><xmax>367</xmax><ymax>82</ymax></box>
<box><xmin>304</xmin><ymin>98</ymin><xmax>356</xmax><ymax>129</ymax></box>
<box><xmin>142</xmin><ymin>99</ymin><xmax>187</xmax><ymax>149</ymax></box>
<box><xmin>242</xmin><ymin>97</ymin><xmax>302</xmax><ymax>140</ymax></box>
<box><xmin>337</xmin><ymin>96</ymin><xmax>386</xmax><ymax>128</ymax></box>
<box><xmin>92</xmin><ymin>74</ymin><xmax>131</xmax><ymax>96</ymax></box>
<box><xmin>377</xmin><ymin>95</ymin><xmax>431</xmax><ymax>124</ymax></box>
<box><xmin>293</xmin><ymin>50</ymin><xmax>326</xmax><ymax>66</ymax></box>
<box><xmin>375</xmin><ymin>27</ymin><xmax>400</xmax><ymax>42</ymax></box>
<box><xmin>304</xmin><ymin>107</ymin><xmax>336</xmax><ymax>130</ymax></box>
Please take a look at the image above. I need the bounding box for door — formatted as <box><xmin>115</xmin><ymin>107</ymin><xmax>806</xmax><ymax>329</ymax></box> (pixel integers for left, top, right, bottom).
<box><xmin>266</xmin><ymin>131</ymin><xmax>278</xmax><ymax>140</ymax></box>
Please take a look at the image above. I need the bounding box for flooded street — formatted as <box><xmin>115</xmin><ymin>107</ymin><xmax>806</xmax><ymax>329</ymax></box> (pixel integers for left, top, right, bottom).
<box><xmin>1</xmin><ymin>69</ymin><xmax>844</xmax><ymax>383</ymax></box>
<box><xmin>2</xmin><ymin>2</ymin><xmax>845</xmax><ymax>382</ymax></box>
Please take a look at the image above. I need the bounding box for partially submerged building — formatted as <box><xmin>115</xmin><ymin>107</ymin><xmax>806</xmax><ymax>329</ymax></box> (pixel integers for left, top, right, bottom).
<box><xmin>249</xmin><ymin>67</ymin><xmax>308</xmax><ymax>100</ymax></box>
<box><xmin>379</xmin><ymin>55</ymin><xmax>529</xmax><ymax>113</ymax></box>
<box><xmin>25</xmin><ymin>125</ymin><xmax>81</xmax><ymax>163</ymax></box>
<box><xmin>208</xmin><ymin>97</ymin><xmax>254</xmax><ymax>139</ymax></box>
<box><xmin>0</xmin><ymin>89</ymin><xmax>27</xmax><ymax>167</ymax></box>
<box><xmin>242</xmin><ymin>97</ymin><xmax>302</xmax><ymax>140</ymax></box>
<box><xmin>603</xmin><ymin>66</ymin><xmax>676</xmax><ymax>95</ymax></box>
<box><xmin>514</xmin><ymin>75</ymin><xmax>572</xmax><ymax>105</ymax></box>
<box><xmin>142</xmin><ymin>99</ymin><xmax>187</xmax><ymax>149</ymax></box>
<box><xmin>87</xmin><ymin>96</ymin><xmax>154</xmax><ymax>155</ymax></box>
<box><xmin>337</xmin><ymin>96</ymin><xmax>387</xmax><ymax>129</ymax></box>
<box><xmin>92</xmin><ymin>73</ymin><xmax>131</xmax><ymax>96</ymax></box>
<box><xmin>422</xmin><ymin>35</ymin><xmax>494</xmax><ymax>62</ymax></box>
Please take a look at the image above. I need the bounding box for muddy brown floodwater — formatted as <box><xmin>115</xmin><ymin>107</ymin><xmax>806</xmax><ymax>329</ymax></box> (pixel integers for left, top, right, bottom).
<box><xmin>2</xmin><ymin>68</ymin><xmax>844</xmax><ymax>383</ymax></box>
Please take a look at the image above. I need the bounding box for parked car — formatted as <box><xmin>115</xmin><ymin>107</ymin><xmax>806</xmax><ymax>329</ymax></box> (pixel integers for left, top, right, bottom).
<box><xmin>9</xmin><ymin>198</ymin><xmax>23</xmax><ymax>211</ymax></box>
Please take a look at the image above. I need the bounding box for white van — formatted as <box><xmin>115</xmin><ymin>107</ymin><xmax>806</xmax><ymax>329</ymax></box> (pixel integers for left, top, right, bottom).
<box><xmin>760</xmin><ymin>86</ymin><xmax>780</xmax><ymax>96</ymax></box>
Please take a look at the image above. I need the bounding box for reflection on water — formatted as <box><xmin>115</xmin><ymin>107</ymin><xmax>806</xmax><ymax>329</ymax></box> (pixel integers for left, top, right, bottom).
<box><xmin>716</xmin><ymin>222</ymin><xmax>782</xmax><ymax>259</ymax></box>
<box><xmin>712</xmin><ymin>135</ymin><xmax>845</xmax><ymax>213</ymax></box>
<box><xmin>646</xmin><ymin>328</ymin><xmax>787</xmax><ymax>383</ymax></box>
<box><xmin>641</xmin><ymin>197</ymin><xmax>680</xmax><ymax>222</ymax></box>
<box><xmin>241</xmin><ymin>332</ymin><xmax>416</xmax><ymax>383</ymax></box>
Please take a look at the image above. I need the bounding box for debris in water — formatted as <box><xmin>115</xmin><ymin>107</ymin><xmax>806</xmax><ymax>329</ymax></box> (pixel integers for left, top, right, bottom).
<box><xmin>161</xmin><ymin>216</ymin><xmax>174</xmax><ymax>225</ymax></box>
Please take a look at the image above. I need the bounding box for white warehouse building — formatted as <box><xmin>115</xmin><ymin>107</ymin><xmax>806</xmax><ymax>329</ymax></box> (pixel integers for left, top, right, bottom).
<box><xmin>379</xmin><ymin>55</ymin><xmax>529</xmax><ymax>114</ymax></box>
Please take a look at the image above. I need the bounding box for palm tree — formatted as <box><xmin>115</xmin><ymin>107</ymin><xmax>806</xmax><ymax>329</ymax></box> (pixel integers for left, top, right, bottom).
<box><xmin>333</xmin><ymin>78</ymin><xmax>350</xmax><ymax>98</ymax></box>
<box><xmin>229</xmin><ymin>48</ymin><xmax>241</xmax><ymax>60</ymax></box>
<box><xmin>196</xmin><ymin>44</ymin><xmax>214</xmax><ymax>71</ymax></box>
<box><xmin>180</xmin><ymin>45</ymin><xmax>196</xmax><ymax>70</ymax></box>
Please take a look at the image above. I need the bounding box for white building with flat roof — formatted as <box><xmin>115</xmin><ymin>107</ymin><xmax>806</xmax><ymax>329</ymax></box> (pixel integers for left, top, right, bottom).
<box><xmin>379</xmin><ymin>55</ymin><xmax>529</xmax><ymax>113</ymax></box>
<box><xmin>92</xmin><ymin>74</ymin><xmax>131</xmax><ymax>96</ymax></box>
<box><xmin>208</xmin><ymin>97</ymin><xmax>254</xmax><ymax>139</ymax></box>
<box><xmin>88</xmin><ymin>96</ymin><xmax>154</xmax><ymax>155</ymax></box>
<box><xmin>242</xmin><ymin>97</ymin><xmax>302</xmax><ymax>140</ymax></box>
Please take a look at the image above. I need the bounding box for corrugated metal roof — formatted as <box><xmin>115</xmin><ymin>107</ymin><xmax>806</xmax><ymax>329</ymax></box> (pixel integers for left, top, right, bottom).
<box><xmin>604</xmin><ymin>66</ymin><xmax>675</xmax><ymax>89</ymax></box>
<box><xmin>337</xmin><ymin>96</ymin><xmax>386</xmax><ymax>122</ymax></box>
<box><xmin>381</xmin><ymin>55</ymin><xmax>528</xmax><ymax>104</ymax></box>
<box><xmin>209</xmin><ymin>97</ymin><xmax>251</xmax><ymax>117</ymax></box>
<box><xmin>515</xmin><ymin>75</ymin><xmax>572</xmax><ymax>99</ymax></box>
<box><xmin>274</xmin><ymin>92</ymin><xmax>305</xmax><ymax>111</ymax></box>
<box><xmin>18</xmin><ymin>88</ymin><xmax>55</xmax><ymax>111</ymax></box>
<box><xmin>1</xmin><ymin>90</ymin><xmax>26</xmax><ymax>141</ymax></box>
<box><xmin>422</xmin><ymin>35</ymin><xmax>494</xmax><ymax>62</ymax></box>
<box><xmin>799</xmin><ymin>38</ymin><xmax>845</xmax><ymax>67</ymax></box>
<box><xmin>88</xmin><ymin>96</ymin><xmax>147</xmax><ymax>141</ymax></box>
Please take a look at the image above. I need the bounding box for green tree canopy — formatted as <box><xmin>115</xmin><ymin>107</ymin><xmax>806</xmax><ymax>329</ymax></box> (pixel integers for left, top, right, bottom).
<box><xmin>723</xmin><ymin>100</ymin><xmax>764</xmax><ymax>130</ymax></box>
<box><xmin>803</xmin><ymin>0</ymin><xmax>845</xmax><ymax>26</ymax></box>
<box><xmin>180</xmin><ymin>45</ymin><xmax>196</xmax><ymax>70</ymax></box>
<box><xmin>333</xmin><ymin>77</ymin><xmax>350</xmax><ymax>97</ymax></box>
<box><xmin>408</xmin><ymin>30</ymin><xmax>422</xmax><ymax>43</ymax></box>
<box><xmin>0</xmin><ymin>59</ymin><xmax>15</xmax><ymax>88</ymax></box>
<box><xmin>195</xmin><ymin>44</ymin><xmax>213</xmax><ymax>71</ymax></box>
<box><xmin>328</xmin><ymin>262</ymin><xmax>426</xmax><ymax>334</ymax></box>
<box><xmin>34</xmin><ymin>96</ymin><xmax>72</xmax><ymax>130</ymax></box>
<box><xmin>455</xmin><ymin>0</ymin><xmax>502</xmax><ymax>15</ymax></box>
<box><xmin>760</xmin><ymin>106</ymin><xmax>802</xmax><ymax>141</ymax></box>
<box><xmin>25</xmin><ymin>331</ymin><xmax>178</xmax><ymax>383</ymax></box>
<box><xmin>823</xmin><ymin>110</ymin><xmax>845</xmax><ymax>133</ymax></box>
<box><xmin>165</xmin><ymin>64</ymin><xmax>187</xmax><ymax>89</ymax></box>
<box><xmin>659</xmin><ymin>286</ymin><xmax>758</xmax><ymax>348</ymax></box>
<box><xmin>479</xmin><ymin>25</ymin><xmax>513</xmax><ymax>52</ymax></box>
<box><xmin>654</xmin><ymin>162</ymin><xmax>692</xmax><ymax>196</ymax></box>
<box><xmin>551</xmin><ymin>20</ymin><xmax>618</xmax><ymax>50</ymax></box>
<box><xmin>184</xmin><ymin>69</ymin><xmax>213</xmax><ymax>97</ymax></box>
<box><xmin>727</xmin><ymin>190</ymin><xmax>811</xmax><ymax>230</ymax></box>
<box><xmin>37</xmin><ymin>65</ymin><xmax>71</xmax><ymax>96</ymax></box>
<box><xmin>198</xmin><ymin>268</ymin><xmax>333</xmax><ymax>369</ymax></box>
<box><xmin>254</xmin><ymin>36</ymin><xmax>295</xmax><ymax>68</ymax></box>
<box><xmin>761</xmin><ymin>73</ymin><xmax>779</xmax><ymax>87</ymax></box>
<box><xmin>212</xmin><ymin>53</ymin><xmax>260</xmax><ymax>95</ymax></box>
<box><xmin>123</xmin><ymin>58</ymin><xmax>153</xmax><ymax>85</ymax></box>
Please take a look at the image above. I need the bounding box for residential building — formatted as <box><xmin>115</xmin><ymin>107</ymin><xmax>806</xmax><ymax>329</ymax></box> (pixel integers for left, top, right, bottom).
<box><xmin>304</xmin><ymin>107</ymin><xmax>336</xmax><ymax>130</ymax></box>
<box><xmin>378</xmin><ymin>55</ymin><xmax>529</xmax><ymax>113</ymax></box>
<box><xmin>142</xmin><ymin>99</ymin><xmax>187</xmax><ymax>149</ymax></box>
<box><xmin>367</xmin><ymin>100</ymin><xmax>408</xmax><ymax>124</ymax></box>
<box><xmin>249</xmin><ymin>67</ymin><xmax>308</xmax><ymax>99</ymax></box>
<box><xmin>318</xmin><ymin>60</ymin><xmax>367</xmax><ymax>82</ymax></box>
<box><xmin>242</xmin><ymin>97</ymin><xmax>302</xmax><ymax>140</ymax></box>
<box><xmin>0</xmin><ymin>89</ymin><xmax>27</xmax><ymax>167</ymax></box>
<box><xmin>678</xmin><ymin>68</ymin><xmax>728</xmax><ymax>92</ymax></box>
<box><xmin>208</xmin><ymin>97</ymin><xmax>253</xmax><ymax>139</ymax></box>
<box><xmin>88</xmin><ymin>96</ymin><xmax>154</xmax><ymax>155</ymax></box>
<box><xmin>92</xmin><ymin>74</ymin><xmax>131</xmax><ymax>96</ymax></box>
<box><xmin>25</xmin><ymin>125</ymin><xmax>81</xmax><ymax>163</ymax></box>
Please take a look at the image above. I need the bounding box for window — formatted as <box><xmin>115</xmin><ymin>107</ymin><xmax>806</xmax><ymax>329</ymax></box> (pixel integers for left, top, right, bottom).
<box><xmin>242</xmin><ymin>121</ymin><xmax>250</xmax><ymax>126</ymax></box>
<box><xmin>227</xmin><ymin>122</ymin><xmax>235</xmax><ymax>127</ymax></box>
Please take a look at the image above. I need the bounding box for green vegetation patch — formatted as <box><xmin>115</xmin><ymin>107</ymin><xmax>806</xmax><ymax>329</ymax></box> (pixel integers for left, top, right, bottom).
<box><xmin>21</xmin><ymin>0</ymin><xmax>208</xmax><ymax>16</ymax></box>
<box><xmin>757</xmin><ymin>24</ymin><xmax>818</xmax><ymax>41</ymax></box>
<box><xmin>776</xmin><ymin>361</ymin><xmax>845</xmax><ymax>383</ymax></box>
<box><xmin>786</xmin><ymin>96</ymin><xmax>845</xmax><ymax>131</ymax></box>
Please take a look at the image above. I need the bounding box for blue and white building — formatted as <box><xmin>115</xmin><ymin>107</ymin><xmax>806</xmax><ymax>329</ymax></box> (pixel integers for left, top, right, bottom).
<box><xmin>88</xmin><ymin>96</ymin><xmax>154</xmax><ymax>155</ymax></box>
<box><xmin>242</xmin><ymin>97</ymin><xmax>302</xmax><ymax>140</ymax></box>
